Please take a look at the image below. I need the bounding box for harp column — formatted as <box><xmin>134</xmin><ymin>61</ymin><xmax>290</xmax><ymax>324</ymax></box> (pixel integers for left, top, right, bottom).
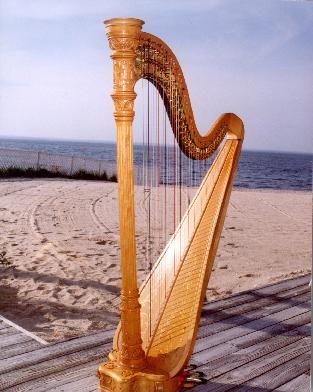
<box><xmin>104</xmin><ymin>18</ymin><xmax>146</xmax><ymax>369</ymax></box>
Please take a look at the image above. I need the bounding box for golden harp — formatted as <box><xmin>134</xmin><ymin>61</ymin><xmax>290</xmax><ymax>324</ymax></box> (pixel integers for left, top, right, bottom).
<box><xmin>98</xmin><ymin>18</ymin><xmax>244</xmax><ymax>392</ymax></box>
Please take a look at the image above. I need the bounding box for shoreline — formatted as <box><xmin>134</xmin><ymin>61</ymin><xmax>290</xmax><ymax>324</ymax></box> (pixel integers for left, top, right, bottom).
<box><xmin>0</xmin><ymin>179</ymin><xmax>311</xmax><ymax>342</ymax></box>
<box><xmin>233</xmin><ymin>186</ymin><xmax>312</xmax><ymax>193</ymax></box>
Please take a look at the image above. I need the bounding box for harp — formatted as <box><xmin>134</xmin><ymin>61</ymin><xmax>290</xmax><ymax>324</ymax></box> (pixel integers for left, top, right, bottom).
<box><xmin>98</xmin><ymin>18</ymin><xmax>244</xmax><ymax>392</ymax></box>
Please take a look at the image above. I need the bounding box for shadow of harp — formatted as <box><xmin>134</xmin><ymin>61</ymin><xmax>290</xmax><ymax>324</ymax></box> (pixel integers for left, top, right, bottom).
<box><xmin>98</xmin><ymin>18</ymin><xmax>244</xmax><ymax>392</ymax></box>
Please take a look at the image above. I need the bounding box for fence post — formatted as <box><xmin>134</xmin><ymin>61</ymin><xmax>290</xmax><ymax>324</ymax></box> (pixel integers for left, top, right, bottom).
<box><xmin>98</xmin><ymin>161</ymin><xmax>101</xmax><ymax>177</ymax></box>
<box><xmin>36</xmin><ymin>152</ymin><xmax>40</xmax><ymax>171</ymax></box>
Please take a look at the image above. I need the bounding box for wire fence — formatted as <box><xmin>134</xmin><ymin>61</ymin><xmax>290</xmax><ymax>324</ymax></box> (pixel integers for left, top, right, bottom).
<box><xmin>0</xmin><ymin>148</ymin><xmax>155</xmax><ymax>185</ymax></box>
<box><xmin>0</xmin><ymin>148</ymin><xmax>117</xmax><ymax>180</ymax></box>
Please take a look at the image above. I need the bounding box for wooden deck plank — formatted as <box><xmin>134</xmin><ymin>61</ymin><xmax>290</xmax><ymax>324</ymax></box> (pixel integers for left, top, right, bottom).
<box><xmin>0</xmin><ymin>339</ymin><xmax>43</xmax><ymax>361</ymax></box>
<box><xmin>195</xmin><ymin>290</ymin><xmax>309</xmax><ymax>348</ymax></box>
<box><xmin>0</xmin><ymin>276</ymin><xmax>310</xmax><ymax>392</ymax></box>
<box><xmin>0</xmin><ymin>333</ymin><xmax>32</xmax><ymax>349</ymax></box>
<box><xmin>0</xmin><ymin>321</ymin><xmax>10</xmax><ymax>330</ymax></box>
<box><xmin>0</xmin><ymin>343</ymin><xmax>111</xmax><ymax>391</ymax></box>
<box><xmin>0</xmin><ymin>329</ymin><xmax>114</xmax><ymax>376</ymax></box>
<box><xmin>199</xmin><ymin>284</ymin><xmax>309</xmax><ymax>332</ymax></box>
<box><xmin>202</xmin><ymin>274</ymin><xmax>310</xmax><ymax>313</ymax></box>
<box><xmin>3</xmin><ymin>357</ymin><xmax>105</xmax><ymax>392</ymax></box>
<box><xmin>232</xmin><ymin>351</ymin><xmax>310</xmax><ymax>392</ymax></box>
<box><xmin>0</xmin><ymin>327</ymin><xmax>21</xmax><ymax>337</ymax></box>
<box><xmin>230</xmin><ymin>313</ymin><xmax>310</xmax><ymax>350</ymax></box>
<box><xmin>195</xmin><ymin>321</ymin><xmax>310</xmax><ymax>378</ymax></box>
<box><xmin>48</xmin><ymin>376</ymin><xmax>98</xmax><ymax>392</ymax></box>
<box><xmin>211</xmin><ymin>336</ymin><xmax>310</xmax><ymax>386</ymax></box>
<box><xmin>0</xmin><ymin>316</ymin><xmax>48</xmax><ymax>345</ymax></box>
<box><xmin>274</xmin><ymin>374</ymin><xmax>311</xmax><ymax>392</ymax></box>
<box><xmin>200</xmin><ymin>283</ymin><xmax>309</xmax><ymax>327</ymax></box>
<box><xmin>192</xmin><ymin>339</ymin><xmax>310</xmax><ymax>392</ymax></box>
<box><xmin>194</xmin><ymin>305</ymin><xmax>310</xmax><ymax>361</ymax></box>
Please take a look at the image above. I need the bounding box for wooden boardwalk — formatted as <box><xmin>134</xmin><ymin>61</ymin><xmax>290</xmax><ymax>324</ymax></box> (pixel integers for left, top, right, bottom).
<box><xmin>0</xmin><ymin>274</ymin><xmax>310</xmax><ymax>391</ymax></box>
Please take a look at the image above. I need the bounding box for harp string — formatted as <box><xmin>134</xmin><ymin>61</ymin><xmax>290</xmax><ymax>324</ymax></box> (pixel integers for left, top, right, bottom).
<box><xmin>138</xmin><ymin>44</ymin><xmax>217</xmax><ymax>341</ymax></box>
<box><xmin>148</xmin><ymin>42</ymin><xmax>152</xmax><ymax>338</ymax></box>
<box><xmin>171</xmin><ymin>61</ymin><xmax>176</xmax><ymax>275</ymax></box>
<box><xmin>163</xmin><ymin>50</ymin><xmax>167</xmax><ymax>299</ymax></box>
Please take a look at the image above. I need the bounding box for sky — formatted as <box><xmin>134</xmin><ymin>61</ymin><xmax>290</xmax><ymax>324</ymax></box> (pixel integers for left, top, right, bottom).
<box><xmin>0</xmin><ymin>0</ymin><xmax>312</xmax><ymax>153</ymax></box>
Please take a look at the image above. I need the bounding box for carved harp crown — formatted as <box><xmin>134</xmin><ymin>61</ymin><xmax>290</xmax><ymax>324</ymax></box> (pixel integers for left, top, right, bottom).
<box><xmin>98</xmin><ymin>18</ymin><xmax>244</xmax><ymax>392</ymax></box>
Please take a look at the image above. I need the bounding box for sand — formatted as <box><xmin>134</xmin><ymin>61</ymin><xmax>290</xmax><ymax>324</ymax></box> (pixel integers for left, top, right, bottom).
<box><xmin>0</xmin><ymin>178</ymin><xmax>311</xmax><ymax>342</ymax></box>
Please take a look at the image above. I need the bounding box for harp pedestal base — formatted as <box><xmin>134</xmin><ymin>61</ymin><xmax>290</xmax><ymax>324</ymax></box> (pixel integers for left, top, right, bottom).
<box><xmin>98</xmin><ymin>360</ymin><xmax>181</xmax><ymax>392</ymax></box>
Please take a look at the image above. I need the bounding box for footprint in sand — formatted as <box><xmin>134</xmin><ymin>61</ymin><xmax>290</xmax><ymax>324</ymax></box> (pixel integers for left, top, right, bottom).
<box><xmin>28</xmin><ymin>265</ymin><xmax>38</xmax><ymax>271</ymax></box>
<box><xmin>207</xmin><ymin>287</ymin><xmax>219</xmax><ymax>296</ymax></box>
<box><xmin>87</xmin><ymin>298</ymin><xmax>99</xmax><ymax>306</ymax></box>
<box><xmin>226</xmin><ymin>243</ymin><xmax>239</xmax><ymax>248</ymax></box>
<box><xmin>239</xmin><ymin>273</ymin><xmax>256</xmax><ymax>278</ymax></box>
<box><xmin>96</xmin><ymin>240</ymin><xmax>107</xmax><ymax>245</ymax></box>
<box><xmin>107</xmin><ymin>277</ymin><xmax>120</xmax><ymax>283</ymax></box>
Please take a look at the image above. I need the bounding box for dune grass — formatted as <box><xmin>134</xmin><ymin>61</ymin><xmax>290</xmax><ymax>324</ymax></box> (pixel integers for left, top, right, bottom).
<box><xmin>0</xmin><ymin>167</ymin><xmax>117</xmax><ymax>182</ymax></box>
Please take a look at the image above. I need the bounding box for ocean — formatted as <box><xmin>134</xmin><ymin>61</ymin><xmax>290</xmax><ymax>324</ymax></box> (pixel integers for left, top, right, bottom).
<box><xmin>0</xmin><ymin>137</ymin><xmax>311</xmax><ymax>191</ymax></box>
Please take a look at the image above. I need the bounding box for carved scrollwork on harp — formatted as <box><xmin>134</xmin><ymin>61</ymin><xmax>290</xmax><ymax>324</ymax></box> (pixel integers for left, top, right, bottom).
<box><xmin>113</xmin><ymin>59</ymin><xmax>136</xmax><ymax>92</ymax></box>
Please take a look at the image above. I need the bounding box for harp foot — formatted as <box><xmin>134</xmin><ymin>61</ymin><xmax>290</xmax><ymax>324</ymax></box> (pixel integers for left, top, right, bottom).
<box><xmin>98</xmin><ymin>360</ymin><xmax>182</xmax><ymax>392</ymax></box>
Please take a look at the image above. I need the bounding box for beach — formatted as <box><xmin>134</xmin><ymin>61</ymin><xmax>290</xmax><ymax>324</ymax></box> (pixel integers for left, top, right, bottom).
<box><xmin>0</xmin><ymin>178</ymin><xmax>311</xmax><ymax>343</ymax></box>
